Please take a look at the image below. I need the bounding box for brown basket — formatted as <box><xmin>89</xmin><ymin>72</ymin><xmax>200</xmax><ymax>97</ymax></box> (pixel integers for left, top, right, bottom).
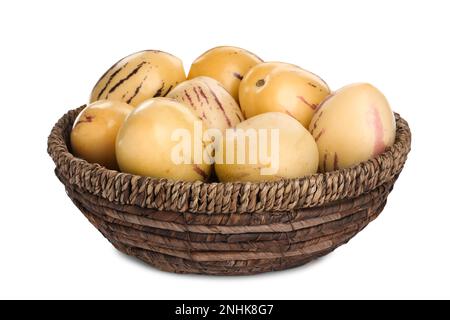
<box><xmin>47</xmin><ymin>106</ymin><xmax>411</xmax><ymax>275</ymax></box>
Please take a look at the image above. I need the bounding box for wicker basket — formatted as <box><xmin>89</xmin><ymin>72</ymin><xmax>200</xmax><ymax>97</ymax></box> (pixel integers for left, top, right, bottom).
<box><xmin>47</xmin><ymin>106</ymin><xmax>411</xmax><ymax>275</ymax></box>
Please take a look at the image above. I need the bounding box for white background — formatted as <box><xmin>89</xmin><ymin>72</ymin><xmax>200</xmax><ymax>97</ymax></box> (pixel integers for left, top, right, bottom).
<box><xmin>0</xmin><ymin>0</ymin><xmax>449</xmax><ymax>300</ymax></box>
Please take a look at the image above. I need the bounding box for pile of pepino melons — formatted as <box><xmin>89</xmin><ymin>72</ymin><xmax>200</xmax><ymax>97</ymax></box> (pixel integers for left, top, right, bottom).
<box><xmin>71</xmin><ymin>47</ymin><xmax>396</xmax><ymax>182</ymax></box>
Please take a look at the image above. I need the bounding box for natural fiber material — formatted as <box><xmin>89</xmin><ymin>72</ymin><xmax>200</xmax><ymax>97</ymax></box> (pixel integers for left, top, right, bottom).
<box><xmin>47</xmin><ymin>106</ymin><xmax>411</xmax><ymax>275</ymax></box>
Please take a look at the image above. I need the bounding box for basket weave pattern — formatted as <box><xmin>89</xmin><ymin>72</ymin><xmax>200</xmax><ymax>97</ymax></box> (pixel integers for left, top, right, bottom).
<box><xmin>48</xmin><ymin>106</ymin><xmax>411</xmax><ymax>275</ymax></box>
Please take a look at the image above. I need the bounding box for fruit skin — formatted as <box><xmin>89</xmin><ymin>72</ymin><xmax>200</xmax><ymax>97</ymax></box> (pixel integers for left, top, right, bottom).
<box><xmin>239</xmin><ymin>62</ymin><xmax>330</xmax><ymax>128</ymax></box>
<box><xmin>116</xmin><ymin>98</ymin><xmax>211</xmax><ymax>181</ymax></box>
<box><xmin>90</xmin><ymin>50</ymin><xmax>186</xmax><ymax>107</ymax></box>
<box><xmin>215</xmin><ymin>112</ymin><xmax>319</xmax><ymax>182</ymax></box>
<box><xmin>70</xmin><ymin>100</ymin><xmax>134</xmax><ymax>170</ymax></box>
<box><xmin>166</xmin><ymin>76</ymin><xmax>244</xmax><ymax>131</ymax></box>
<box><xmin>309</xmin><ymin>83</ymin><xmax>396</xmax><ymax>172</ymax></box>
<box><xmin>187</xmin><ymin>46</ymin><xmax>262</xmax><ymax>101</ymax></box>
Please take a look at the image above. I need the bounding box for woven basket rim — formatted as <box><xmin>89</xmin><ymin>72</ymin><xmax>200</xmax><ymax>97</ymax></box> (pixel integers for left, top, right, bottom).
<box><xmin>47</xmin><ymin>105</ymin><xmax>411</xmax><ymax>213</ymax></box>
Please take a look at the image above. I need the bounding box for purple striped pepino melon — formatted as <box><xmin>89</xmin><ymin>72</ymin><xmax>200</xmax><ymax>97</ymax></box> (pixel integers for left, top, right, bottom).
<box><xmin>90</xmin><ymin>50</ymin><xmax>186</xmax><ymax>107</ymax></box>
<box><xmin>166</xmin><ymin>76</ymin><xmax>244</xmax><ymax>131</ymax></box>
<box><xmin>115</xmin><ymin>98</ymin><xmax>211</xmax><ymax>181</ymax></box>
<box><xmin>188</xmin><ymin>46</ymin><xmax>263</xmax><ymax>102</ymax></box>
<box><xmin>309</xmin><ymin>83</ymin><xmax>396</xmax><ymax>172</ymax></box>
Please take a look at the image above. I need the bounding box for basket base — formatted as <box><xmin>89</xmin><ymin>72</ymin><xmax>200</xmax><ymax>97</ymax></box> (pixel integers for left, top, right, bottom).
<box><xmin>70</xmin><ymin>195</ymin><xmax>385</xmax><ymax>275</ymax></box>
<box><xmin>111</xmin><ymin>240</ymin><xmax>338</xmax><ymax>275</ymax></box>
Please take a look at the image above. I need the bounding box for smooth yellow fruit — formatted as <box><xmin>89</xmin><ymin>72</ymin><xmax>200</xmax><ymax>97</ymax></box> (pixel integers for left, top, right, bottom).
<box><xmin>70</xmin><ymin>100</ymin><xmax>134</xmax><ymax>170</ymax></box>
<box><xmin>166</xmin><ymin>76</ymin><xmax>244</xmax><ymax>131</ymax></box>
<box><xmin>188</xmin><ymin>46</ymin><xmax>262</xmax><ymax>101</ymax></box>
<box><xmin>309</xmin><ymin>83</ymin><xmax>396</xmax><ymax>172</ymax></box>
<box><xmin>215</xmin><ymin>112</ymin><xmax>318</xmax><ymax>182</ymax></box>
<box><xmin>90</xmin><ymin>50</ymin><xmax>186</xmax><ymax>107</ymax></box>
<box><xmin>116</xmin><ymin>98</ymin><xmax>211</xmax><ymax>181</ymax></box>
<box><xmin>239</xmin><ymin>62</ymin><xmax>330</xmax><ymax>128</ymax></box>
